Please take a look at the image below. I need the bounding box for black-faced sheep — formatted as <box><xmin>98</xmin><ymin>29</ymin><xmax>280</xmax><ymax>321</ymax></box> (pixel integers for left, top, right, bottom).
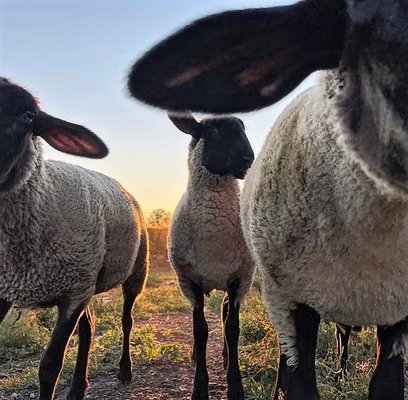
<box><xmin>128</xmin><ymin>1</ymin><xmax>408</xmax><ymax>399</ymax></box>
<box><xmin>0</xmin><ymin>77</ymin><xmax>149</xmax><ymax>400</ymax></box>
<box><xmin>167</xmin><ymin>113</ymin><xmax>254</xmax><ymax>400</ymax></box>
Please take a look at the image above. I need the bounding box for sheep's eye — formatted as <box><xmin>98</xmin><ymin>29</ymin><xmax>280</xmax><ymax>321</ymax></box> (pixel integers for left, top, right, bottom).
<box><xmin>22</xmin><ymin>110</ymin><xmax>35</xmax><ymax>123</ymax></box>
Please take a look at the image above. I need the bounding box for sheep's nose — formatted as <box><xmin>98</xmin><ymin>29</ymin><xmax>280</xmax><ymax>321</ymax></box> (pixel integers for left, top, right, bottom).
<box><xmin>242</xmin><ymin>155</ymin><xmax>254</xmax><ymax>166</ymax></box>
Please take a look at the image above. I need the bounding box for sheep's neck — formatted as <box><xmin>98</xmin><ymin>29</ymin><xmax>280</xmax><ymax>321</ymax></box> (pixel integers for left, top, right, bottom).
<box><xmin>187</xmin><ymin>163</ymin><xmax>241</xmax><ymax>215</ymax></box>
<box><xmin>0</xmin><ymin>143</ymin><xmax>45</xmax><ymax>219</ymax></box>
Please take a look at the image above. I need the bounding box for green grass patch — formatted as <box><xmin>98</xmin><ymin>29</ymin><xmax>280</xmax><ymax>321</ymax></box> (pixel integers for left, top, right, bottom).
<box><xmin>0</xmin><ymin>265</ymin><xmax>189</xmax><ymax>394</ymax></box>
<box><xmin>1</xmin><ymin>265</ymin><xmax>406</xmax><ymax>399</ymax></box>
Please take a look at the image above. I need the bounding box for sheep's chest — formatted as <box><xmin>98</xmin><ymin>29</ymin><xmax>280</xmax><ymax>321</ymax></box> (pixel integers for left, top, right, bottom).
<box><xmin>257</xmin><ymin>198</ymin><xmax>408</xmax><ymax>327</ymax></box>
<box><xmin>311</xmin><ymin>208</ymin><xmax>408</xmax><ymax>326</ymax></box>
<box><xmin>191</xmin><ymin>210</ymin><xmax>245</xmax><ymax>293</ymax></box>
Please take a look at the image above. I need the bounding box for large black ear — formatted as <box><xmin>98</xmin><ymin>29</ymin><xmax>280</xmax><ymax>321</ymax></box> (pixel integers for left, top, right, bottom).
<box><xmin>168</xmin><ymin>112</ymin><xmax>202</xmax><ymax>139</ymax></box>
<box><xmin>128</xmin><ymin>0</ymin><xmax>346</xmax><ymax>113</ymax></box>
<box><xmin>33</xmin><ymin>111</ymin><xmax>108</xmax><ymax>158</ymax></box>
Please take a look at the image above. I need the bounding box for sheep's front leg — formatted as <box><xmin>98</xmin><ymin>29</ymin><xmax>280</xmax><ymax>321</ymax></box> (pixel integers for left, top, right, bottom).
<box><xmin>191</xmin><ymin>281</ymin><xmax>209</xmax><ymax>400</ymax></box>
<box><xmin>225</xmin><ymin>279</ymin><xmax>244</xmax><ymax>400</ymax></box>
<box><xmin>67</xmin><ymin>306</ymin><xmax>94</xmax><ymax>400</ymax></box>
<box><xmin>273</xmin><ymin>304</ymin><xmax>320</xmax><ymax>400</ymax></box>
<box><xmin>39</xmin><ymin>301</ymin><xmax>87</xmax><ymax>400</ymax></box>
<box><xmin>0</xmin><ymin>299</ymin><xmax>11</xmax><ymax>323</ymax></box>
<box><xmin>368</xmin><ymin>319</ymin><xmax>408</xmax><ymax>400</ymax></box>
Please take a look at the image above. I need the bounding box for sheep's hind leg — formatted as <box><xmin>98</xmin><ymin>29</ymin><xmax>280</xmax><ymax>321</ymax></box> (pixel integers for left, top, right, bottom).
<box><xmin>368</xmin><ymin>319</ymin><xmax>408</xmax><ymax>400</ymax></box>
<box><xmin>225</xmin><ymin>278</ymin><xmax>244</xmax><ymax>400</ymax></box>
<box><xmin>0</xmin><ymin>299</ymin><xmax>11</xmax><ymax>323</ymax></box>
<box><xmin>67</xmin><ymin>306</ymin><xmax>94</xmax><ymax>400</ymax></box>
<box><xmin>39</xmin><ymin>301</ymin><xmax>87</xmax><ymax>400</ymax></box>
<box><xmin>334</xmin><ymin>324</ymin><xmax>352</xmax><ymax>381</ymax></box>
<box><xmin>273</xmin><ymin>304</ymin><xmax>320</xmax><ymax>400</ymax></box>
<box><xmin>221</xmin><ymin>292</ymin><xmax>229</xmax><ymax>370</ymax></box>
<box><xmin>117</xmin><ymin>273</ymin><xmax>146</xmax><ymax>384</ymax></box>
<box><xmin>191</xmin><ymin>281</ymin><xmax>209</xmax><ymax>400</ymax></box>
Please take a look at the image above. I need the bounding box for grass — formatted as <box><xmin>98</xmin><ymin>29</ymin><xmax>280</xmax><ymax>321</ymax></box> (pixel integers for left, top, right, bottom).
<box><xmin>0</xmin><ymin>264</ymin><xmax>189</xmax><ymax>393</ymax></box>
<box><xmin>195</xmin><ymin>282</ymin><xmax>384</xmax><ymax>400</ymax></box>
<box><xmin>0</xmin><ymin>263</ymin><xmax>405</xmax><ymax>399</ymax></box>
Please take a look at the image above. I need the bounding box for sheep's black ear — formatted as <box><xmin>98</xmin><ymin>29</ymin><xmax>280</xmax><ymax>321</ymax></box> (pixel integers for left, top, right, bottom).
<box><xmin>168</xmin><ymin>112</ymin><xmax>202</xmax><ymax>139</ymax></box>
<box><xmin>33</xmin><ymin>111</ymin><xmax>108</xmax><ymax>158</ymax></box>
<box><xmin>128</xmin><ymin>0</ymin><xmax>346</xmax><ymax>113</ymax></box>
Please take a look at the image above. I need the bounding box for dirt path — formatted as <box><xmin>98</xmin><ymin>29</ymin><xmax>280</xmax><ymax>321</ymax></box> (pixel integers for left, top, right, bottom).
<box><xmin>53</xmin><ymin>309</ymin><xmax>228</xmax><ymax>400</ymax></box>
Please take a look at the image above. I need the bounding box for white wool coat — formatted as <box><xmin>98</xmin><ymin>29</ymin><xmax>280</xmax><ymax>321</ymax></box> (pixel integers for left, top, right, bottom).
<box><xmin>241</xmin><ymin>74</ymin><xmax>408</xmax><ymax>365</ymax></box>
<box><xmin>0</xmin><ymin>139</ymin><xmax>147</xmax><ymax>311</ymax></box>
<box><xmin>168</xmin><ymin>140</ymin><xmax>254</xmax><ymax>305</ymax></box>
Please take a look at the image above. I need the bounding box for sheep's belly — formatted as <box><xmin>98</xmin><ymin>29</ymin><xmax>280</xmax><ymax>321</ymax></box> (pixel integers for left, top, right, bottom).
<box><xmin>0</xmin><ymin>261</ymin><xmax>93</xmax><ymax>307</ymax></box>
<box><xmin>196</xmin><ymin>263</ymin><xmax>240</xmax><ymax>294</ymax></box>
<box><xmin>0</xmin><ymin>278</ymin><xmax>64</xmax><ymax>307</ymax></box>
<box><xmin>276</xmin><ymin>255</ymin><xmax>408</xmax><ymax>327</ymax></box>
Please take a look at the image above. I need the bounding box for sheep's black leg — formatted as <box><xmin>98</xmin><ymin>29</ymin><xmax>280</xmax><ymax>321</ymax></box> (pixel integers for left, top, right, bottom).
<box><xmin>39</xmin><ymin>301</ymin><xmax>86</xmax><ymax>400</ymax></box>
<box><xmin>117</xmin><ymin>273</ymin><xmax>145</xmax><ymax>384</ymax></box>
<box><xmin>273</xmin><ymin>353</ymin><xmax>289</xmax><ymax>400</ymax></box>
<box><xmin>191</xmin><ymin>343</ymin><xmax>197</xmax><ymax>366</ymax></box>
<box><xmin>335</xmin><ymin>324</ymin><xmax>352</xmax><ymax>380</ymax></box>
<box><xmin>0</xmin><ymin>299</ymin><xmax>11</xmax><ymax>323</ymax></box>
<box><xmin>221</xmin><ymin>293</ymin><xmax>229</xmax><ymax>370</ymax></box>
<box><xmin>191</xmin><ymin>281</ymin><xmax>209</xmax><ymax>400</ymax></box>
<box><xmin>66</xmin><ymin>306</ymin><xmax>94</xmax><ymax>400</ymax></box>
<box><xmin>273</xmin><ymin>304</ymin><xmax>320</xmax><ymax>400</ymax></box>
<box><xmin>225</xmin><ymin>279</ymin><xmax>244</xmax><ymax>400</ymax></box>
<box><xmin>368</xmin><ymin>319</ymin><xmax>408</xmax><ymax>400</ymax></box>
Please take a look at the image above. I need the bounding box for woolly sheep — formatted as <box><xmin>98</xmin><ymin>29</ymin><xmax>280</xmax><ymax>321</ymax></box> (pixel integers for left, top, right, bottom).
<box><xmin>128</xmin><ymin>0</ymin><xmax>408</xmax><ymax>398</ymax></box>
<box><xmin>167</xmin><ymin>113</ymin><xmax>254</xmax><ymax>400</ymax></box>
<box><xmin>0</xmin><ymin>77</ymin><xmax>149</xmax><ymax>400</ymax></box>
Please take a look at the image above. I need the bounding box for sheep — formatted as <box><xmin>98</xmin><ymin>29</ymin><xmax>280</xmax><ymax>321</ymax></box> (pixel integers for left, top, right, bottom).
<box><xmin>0</xmin><ymin>77</ymin><xmax>149</xmax><ymax>400</ymax></box>
<box><xmin>127</xmin><ymin>0</ymin><xmax>408</xmax><ymax>398</ymax></box>
<box><xmin>167</xmin><ymin>112</ymin><xmax>255</xmax><ymax>400</ymax></box>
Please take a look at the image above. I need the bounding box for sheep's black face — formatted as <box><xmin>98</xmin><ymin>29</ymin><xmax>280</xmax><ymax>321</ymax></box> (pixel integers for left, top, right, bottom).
<box><xmin>0</xmin><ymin>77</ymin><xmax>107</xmax><ymax>192</ymax></box>
<box><xmin>200</xmin><ymin>118</ymin><xmax>254</xmax><ymax>179</ymax></box>
<box><xmin>0</xmin><ymin>81</ymin><xmax>37</xmax><ymax>187</ymax></box>
<box><xmin>336</xmin><ymin>1</ymin><xmax>408</xmax><ymax>191</ymax></box>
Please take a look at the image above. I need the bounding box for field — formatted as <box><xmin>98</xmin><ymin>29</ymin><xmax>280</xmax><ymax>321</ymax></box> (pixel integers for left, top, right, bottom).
<box><xmin>0</xmin><ymin>258</ymin><xmax>403</xmax><ymax>399</ymax></box>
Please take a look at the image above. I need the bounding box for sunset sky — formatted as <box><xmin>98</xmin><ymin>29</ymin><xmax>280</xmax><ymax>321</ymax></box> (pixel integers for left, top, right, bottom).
<box><xmin>1</xmin><ymin>0</ymin><xmax>315</xmax><ymax>213</ymax></box>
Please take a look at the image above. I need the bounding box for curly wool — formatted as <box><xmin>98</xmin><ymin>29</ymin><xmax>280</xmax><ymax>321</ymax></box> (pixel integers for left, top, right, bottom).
<box><xmin>0</xmin><ymin>138</ymin><xmax>147</xmax><ymax>310</ymax></box>
<box><xmin>241</xmin><ymin>73</ymin><xmax>408</xmax><ymax>366</ymax></box>
<box><xmin>168</xmin><ymin>140</ymin><xmax>254</xmax><ymax>305</ymax></box>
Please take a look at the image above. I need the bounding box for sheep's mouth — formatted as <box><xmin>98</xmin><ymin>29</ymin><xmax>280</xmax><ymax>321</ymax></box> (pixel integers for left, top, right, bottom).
<box><xmin>231</xmin><ymin>168</ymin><xmax>248</xmax><ymax>179</ymax></box>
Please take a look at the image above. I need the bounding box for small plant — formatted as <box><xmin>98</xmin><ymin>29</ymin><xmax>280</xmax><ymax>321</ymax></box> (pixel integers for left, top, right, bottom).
<box><xmin>137</xmin><ymin>284</ymin><xmax>189</xmax><ymax>315</ymax></box>
<box><xmin>0</xmin><ymin>309</ymin><xmax>50</xmax><ymax>360</ymax></box>
<box><xmin>206</xmin><ymin>291</ymin><xmax>224</xmax><ymax>314</ymax></box>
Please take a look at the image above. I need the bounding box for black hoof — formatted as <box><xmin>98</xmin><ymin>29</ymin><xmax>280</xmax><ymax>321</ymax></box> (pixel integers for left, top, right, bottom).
<box><xmin>66</xmin><ymin>387</ymin><xmax>87</xmax><ymax>400</ymax></box>
<box><xmin>227</xmin><ymin>385</ymin><xmax>245</xmax><ymax>400</ymax></box>
<box><xmin>117</xmin><ymin>369</ymin><xmax>132</xmax><ymax>384</ymax></box>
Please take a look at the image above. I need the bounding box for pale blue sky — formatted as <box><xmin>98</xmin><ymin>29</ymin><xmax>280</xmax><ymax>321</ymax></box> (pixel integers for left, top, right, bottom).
<box><xmin>1</xmin><ymin>0</ymin><xmax>315</xmax><ymax>212</ymax></box>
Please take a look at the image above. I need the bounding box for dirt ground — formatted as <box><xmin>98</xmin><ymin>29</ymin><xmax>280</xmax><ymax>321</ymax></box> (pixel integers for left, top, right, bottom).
<box><xmin>2</xmin><ymin>310</ymin><xmax>228</xmax><ymax>400</ymax></box>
